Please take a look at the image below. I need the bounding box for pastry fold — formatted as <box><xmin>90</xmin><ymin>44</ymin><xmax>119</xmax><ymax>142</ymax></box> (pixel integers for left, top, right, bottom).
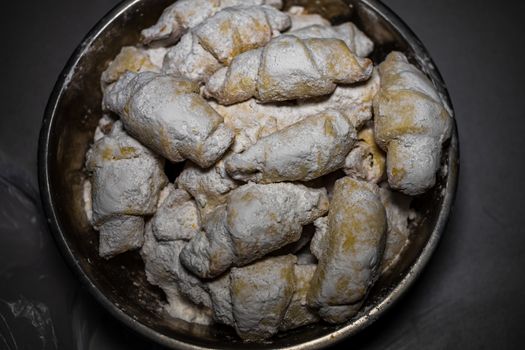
<box><xmin>180</xmin><ymin>183</ymin><xmax>329</xmax><ymax>278</ymax></box>
<box><xmin>162</xmin><ymin>5</ymin><xmax>290</xmax><ymax>82</ymax></box>
<box><xmin>379</xmin><ymin>184</ymin><xmax>416</xmax><ymax>274</ymax></box>
<box><xmin>103</xmin><ymin>71</ymin><xmax>234</xmax><ymax>168</ymax></box>
<box><xmin>141</xmin><ymin>0</ymin><xmax>283</xmax><ymax>46</ymax></box>
<box><xmin>141</xmin><ymin>222</ymin><xmax>213</xmax><ymax>325</ymax></box>
<box><xmin>205</xmin><ymin>35</ymin><xmax>373</xmax><ymax>104</ymax></box>
<box><xmin>176</xmin><ymin>160</ymin><xmax>239</xmax><ymax>220</ymax></box>
<box><xmin>225</xmin><ymin>110</ymin><xmax>357</xmax><ymax>183</ymax></box>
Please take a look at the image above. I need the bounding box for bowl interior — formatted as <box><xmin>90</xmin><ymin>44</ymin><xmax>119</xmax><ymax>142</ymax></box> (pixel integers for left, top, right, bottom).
<box><xmin>39</xmin><ymin>0</ymin><xmax>458</xmax><ymax>348</ymax></box>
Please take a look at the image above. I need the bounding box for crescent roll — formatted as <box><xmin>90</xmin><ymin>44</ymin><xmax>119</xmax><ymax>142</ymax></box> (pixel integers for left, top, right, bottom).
<box><xmin>103</xmin><ymin>71</ymin><xmax>234</xmax><ymax>168</ymax></box>
<box><xmin>180</xmin><ymin>183</ymin><xmax>329</xmax><ymax>278</ymax></box>
<box><xmin>307</xmin><ymin>177</ymin><xmax>387</xmax><ymax>323</ymax></box>
<box><xmin>162</xmin><ymin>5</ymin><xmax>291</xmax><ymax>82</ymax></box>
<box><xmin>141</xmin><ymin>0</ymin><xmax>283</xmax><ymax>46</ymax></box>
<box><xmin>204</xmin><ymin>35</ymin><xmax>373</xmax><ymax>104</ymax></box>
<box><xmin>85</xmin><ymin>121</ymin><xmax>167</xmax><ymax>258</ymax></box>
<box><xmin>225</xmin><ymin>110</ymin><xmax>357</xmax><ymax>183</ymax></box>
<box><xmin>374</xmin><ymin>52</ymin><xmax>452</xmax><ymax>195</ymax></box>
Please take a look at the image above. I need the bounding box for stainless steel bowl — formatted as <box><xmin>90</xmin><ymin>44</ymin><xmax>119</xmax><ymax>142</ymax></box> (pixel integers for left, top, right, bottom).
<box><xmin>38</xmin><ymin>0</ymin><xmax>459</xmax><ymax>348</ymax></box>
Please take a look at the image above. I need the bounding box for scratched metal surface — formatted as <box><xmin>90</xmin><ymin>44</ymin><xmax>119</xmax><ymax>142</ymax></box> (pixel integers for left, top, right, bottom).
<box><xmin>0</xmin><ymin>0</ymin><xmax>524</xmax><ymax>349</ymax></box>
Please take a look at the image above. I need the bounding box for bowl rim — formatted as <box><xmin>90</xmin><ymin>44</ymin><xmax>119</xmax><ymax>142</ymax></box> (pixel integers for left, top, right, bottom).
<box><xmin>38</xmin><ymin>0</ymin><xmax>459</xmax><ymax>349</ymax></box>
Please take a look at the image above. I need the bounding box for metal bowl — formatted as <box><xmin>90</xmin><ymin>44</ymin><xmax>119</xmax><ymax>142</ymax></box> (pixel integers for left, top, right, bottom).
<box><xmin>38</xmin><ymin>0</ymin><xmax>459</xmax><ymax>348</ymax></box>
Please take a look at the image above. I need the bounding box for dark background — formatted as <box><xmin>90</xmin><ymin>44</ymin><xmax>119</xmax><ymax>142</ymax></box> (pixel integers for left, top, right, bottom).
<box><xmin>1</xmin><ymin>0</ymin><xmax>525</xmax><ymax>349</ymax></box>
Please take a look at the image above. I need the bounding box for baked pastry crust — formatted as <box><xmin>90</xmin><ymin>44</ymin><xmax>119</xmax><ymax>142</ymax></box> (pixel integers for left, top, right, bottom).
<box><xmin>103</xmin><ymin>72</ymin><xmax>234</xmax><ymax>168</ymax></box>
<box><xmin>374</xmin><ymin>52</ymin><xmax>452</xmax><ymax>195</ymax></box>
<box><xmin>204</xmin><ymin>35</ymin><xmax>373</xmax><ymax>104</ymax></box>
<box><xmin>180</xmin><ymin>183</ymin><xmax>328</xmax><ymax>278</ymax></box>
<box><xmin>162</xmin><ymin>5</ymin><xmax>290</xmax><ymax>83</ymax></box>
<box><xmin>141</xmin><ymin>0</ymin><xmax>283</xmax><ymax>46</ymax></box>
<box><xmin>307</xmin><ymin>177</ymin><xmax>387</xmax><ymax>323</ymax></box>
<box><xmin>225</xmin><ymin>110</ymin><xmax>357</xmax><ymax>183</ymax></box>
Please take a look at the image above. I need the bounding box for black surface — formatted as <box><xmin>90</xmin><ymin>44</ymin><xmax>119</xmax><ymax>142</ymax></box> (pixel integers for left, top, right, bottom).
<box><xmin>1</xmin><ymin>0</ymin><xmax>524</xmax><ymax>349</ymax></box>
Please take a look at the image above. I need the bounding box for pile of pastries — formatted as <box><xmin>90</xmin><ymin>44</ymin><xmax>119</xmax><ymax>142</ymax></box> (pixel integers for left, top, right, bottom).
<box><xmin>83</xmin><ymin>0</ymin><xmax>452</xmax><ymax>341</ymax></box>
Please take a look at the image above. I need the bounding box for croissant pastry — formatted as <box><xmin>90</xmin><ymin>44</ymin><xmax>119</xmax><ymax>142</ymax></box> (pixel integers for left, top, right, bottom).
<box><xmin>225</xmin><ymin>110</ymin><xmax>357</xmax><ymax>183</ymax></box>
<box><xmin>180</xmin><ymin>182</ymin><xmax>329</xmax><ymax>278</ymax></box>
<box><xmin>85</xmin><ymin>121</ymin><xmax>167</xmax><ymax>258</ymax></box>
<box><xmin>307</xmin><ymin>177</ymin><xmax>387</xmax><ymax>323</ymax></box>
<box><xmin>209</xmin><ymin>69</ymin><xmax>380</xmax><ymax>153</ymax></box>
<box><xmin>290</xmin><ymin>22</ymin><xmax>374</xmax><ymax>57</ymax></box>
<box><xmin>374</xmin><ymin>52</ymin><xmax>452</xmax><ymax>195</ymax></box>
<box><xmin>205</xmin><ymin>255</ymin><xmax>319</xmax><ymax>340</ymax></box>
<box><xmin>162</xmin><ymin>5</ymin><xmax>291</xmax><ymax>83</ymax></box>
<box><xmin>141</xmin><ymin>0</ymin><xmax>283</xmax><ymax>46</ymax></box>
<box><xmin>103</xmin><ymin>71</ymin><xmax>234</xmax><ymax>168</ymax></box>
<box><xmin>205</xmin><ymin>35</ymin><xmax>373</xmax><ymax>104</ymax></box>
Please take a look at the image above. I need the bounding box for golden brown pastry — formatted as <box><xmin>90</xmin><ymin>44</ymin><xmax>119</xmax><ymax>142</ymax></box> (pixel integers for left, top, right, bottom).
<box><xmin>180</xmin><ymin>183</ymin><xmax>329</xmax><ymax>278</ymax></box>
<box><xmin>307</xmin><ymin>177</ymin><xmax>387</xmax><ymax>323</ymax></box>
<box><xmin>141</xmin><ymin>0</ymin><xmax>283</xmax><ymax>46</ymax></box>
<box><xmin>162</xmin><ymin>5</ymin><xmax>291</xmax><ymax>83</ymax></box>
<box><xmin>225</xmin><ymin>110</ymin><xmax>357</xmax><ymax>183</ymax></box>
<box><xmin>103</xmin><ymin>71</ymin><xmax>234</xmax><ymax>168</ymax></box>
<box><xmin>374</xmin><ymin>52</ymin><xmax>452</xmax><ymax>195</ymax></box>
<box><xmin>204</xmin><ymin>35</ymin><xmax>373</xmax><ymax>104</ymax></box>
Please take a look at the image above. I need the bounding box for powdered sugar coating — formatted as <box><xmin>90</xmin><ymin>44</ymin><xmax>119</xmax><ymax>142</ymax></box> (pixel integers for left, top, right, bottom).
<box><xmin>287</xmin><ymin>6</ymin><xmax>330</xmax><ymax>31</ymax></box>
<box><xmin>205</xmin><ymin>35</ymin><xmax>373</xmax><ymax>104</ymax></box>
<box><xmin>151</xmin><ymin>184</ymin><xmax>202</xmax><ymax>242</ymax></box>
<box><xmin>85</xmin><ymin>121</ymin><xmax>167</xmax><ymax>225</ymax></box>
<box><xmin>225</xmin><ymin>110</ymin><xmax>357</xmax><ymax>183</ymax></box>
<box><xmin>279</xmin><ymin>264</ymin><xmax>319</xmax><ymax>331</ymax></box>
<box><xmin>141</xmin><ymin>0</ymin><xmax>283</xmax><ymax>46</ymax></box>
<box><xmin>307</xmin><ymin>177</ymin><xmax>387</xmax><ymax>323</ymax></box>
<box><xmin>176</xmin><ymin>160</ymin><xmax>238</xmax><ymax>220</ymax></box>
<box><xmin>374</xmin><ymin>52</ymin><xmax>452</xmax><ymax>195</ymax></box>
<box><xmin>379</xmin><ymin>184</ymin><xmax>417</xmax><ymax>274</ymax></box>
<box><xmin>141</xmin><ymin>223</ymin><xmax>213</xmax><ymax>323</ymax></box>
<box><xmin>162</xmin><ymin>5</ymin><xmax>290</xmax><ymax>83</ymax></box>
<box><xmin>210</xmin><ymin>69</ymin><xmax>380</xmax><ymax>153</ymax></box>
<box><xmin>230</xmin><ymin>255</ymin><xmax>296</xmax><ymax>341</ymax></box>
<box><xmin>103</xmin><ymin>72</ymin><xmax>234</xmax><ymax>168</ymax></box>
<box><xmin>180</xmin><ymin>183</ymin><xmax>329</xmax><ymax>278</ymax></box>
<box><xmin>289</xmin><ymin>22</ymin><xmax>374</xmax><ymax>57</ymax></box>
<box><xmin>344</xmin><ymin>124</ymin><xmax>386</xmax><ymax>183</ymax></box>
